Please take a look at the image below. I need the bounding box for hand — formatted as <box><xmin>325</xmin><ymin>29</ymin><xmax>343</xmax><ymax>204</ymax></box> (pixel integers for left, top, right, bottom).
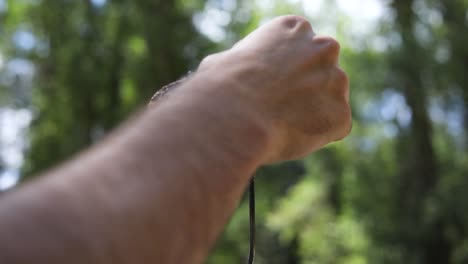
<box><xmin>197</xmin><ymin>15</ymin><xmax>351</xmax><ymax>163</ymax></box>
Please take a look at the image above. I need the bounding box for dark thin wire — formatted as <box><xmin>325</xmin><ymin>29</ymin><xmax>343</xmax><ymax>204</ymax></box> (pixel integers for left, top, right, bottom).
<box><xmin>247</xmin><ymin>177</ymin><xmax>255</xmax><ymax>264</ymax></box>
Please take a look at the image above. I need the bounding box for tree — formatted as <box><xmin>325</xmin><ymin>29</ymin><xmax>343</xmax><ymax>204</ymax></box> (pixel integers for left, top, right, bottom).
<box><xmin>19</xmin><ymin>0</ymin><xmax>213</xmax><ymax>177</ymax></box>
<box><xmin>3</xmin><ymin>0</ymin><xmax>468</xmax><ymax>263</ymax></box>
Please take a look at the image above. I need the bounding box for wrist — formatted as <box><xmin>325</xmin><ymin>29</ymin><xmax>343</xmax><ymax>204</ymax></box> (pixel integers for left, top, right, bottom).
<box><xmin>170</xmin><ymin>70</ymin><xmax>276</xmax><ymax>166</ymax></box>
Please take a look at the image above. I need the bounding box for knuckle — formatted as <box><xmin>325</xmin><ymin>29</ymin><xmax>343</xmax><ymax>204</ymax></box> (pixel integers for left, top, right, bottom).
<box><xmin>277</xmin><ymin>15</ymin><xmax>312</xmax><ymax>32</ymax></box>
<box><xmin>335</xmin><ymin>106</ymin><xmax>352</xmax><ymax>141</ymax></box>
<box><xmin>334</xmin><ymin>67</ymin><xmax>349</xmax><ymax>87</ymax></box>
<box><xmin>294</xmin><ymin>16</ymin><xmax>312</xmax><ymax>32</ymax></box>
<box><xmin>315</xmin><ymin>36</ymin><xmax>340</xmax><ymax>56</ymax></box>
<box><xmin>296</xmin><ymin>19</ymin><xmax>313</xmax><ymax>32</ymax></box>
<box><xmin>327</xmin><ymin>37</ymin><xmax>341</xmax><ymax>53</ymax></box>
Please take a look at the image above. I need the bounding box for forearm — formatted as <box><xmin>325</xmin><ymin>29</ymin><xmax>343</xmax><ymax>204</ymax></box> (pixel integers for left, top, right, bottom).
<box><xmin>0</xmin><ymin>73</ymin><xmax>270</xmax><ymax>263</ymax></box>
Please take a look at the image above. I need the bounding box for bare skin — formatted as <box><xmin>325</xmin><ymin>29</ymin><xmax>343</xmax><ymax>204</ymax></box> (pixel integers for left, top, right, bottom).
<box><xmin>0</xmin><ymin>15</ymin><xmax>350</xmax><ymax>264</ymax></box>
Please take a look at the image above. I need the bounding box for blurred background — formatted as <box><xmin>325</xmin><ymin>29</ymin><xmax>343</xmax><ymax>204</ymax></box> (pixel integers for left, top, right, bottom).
<box><xmin>1</xmin><ymin>0</ymin><xmax>468</xmax><ymax>263</ymax></box>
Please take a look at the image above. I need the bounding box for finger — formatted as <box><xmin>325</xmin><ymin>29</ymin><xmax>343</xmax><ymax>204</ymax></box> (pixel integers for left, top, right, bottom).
<box><xmin>297</xmin><ymin>67</ymin><xmax>348</xmax><ymax>104</ymax></box>
<box><xmin>278</xmin><ymin>15</ymin><xmax>315</xmax><ymax>35</ymax></box>
<box><xmin>331</xmin><ymin>67</ymin><xmax>349</xmax><ymax>104</ymax></box>
<box><xmin>311</xmin><ymin>36</ymin><xmax>340</xmax><ymax>66</ymax></box>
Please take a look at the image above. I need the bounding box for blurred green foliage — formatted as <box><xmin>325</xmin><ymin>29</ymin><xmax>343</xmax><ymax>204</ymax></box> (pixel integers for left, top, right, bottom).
<box><xmin>1</xmin><ymin>0</ymin><xmax>468</xmax><ymax>263</ymax></box>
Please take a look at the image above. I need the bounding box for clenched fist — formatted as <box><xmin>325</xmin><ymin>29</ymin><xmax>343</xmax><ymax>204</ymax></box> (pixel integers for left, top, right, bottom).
<box><xmin>197</xmin><ymin>15</ymin><xmax>351</xmax><ymax>163</ymax></box>
<box><xmin>153</xmin><ymin>15</ymin><xmax>351</xmax><ymax>163</ymax></box>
